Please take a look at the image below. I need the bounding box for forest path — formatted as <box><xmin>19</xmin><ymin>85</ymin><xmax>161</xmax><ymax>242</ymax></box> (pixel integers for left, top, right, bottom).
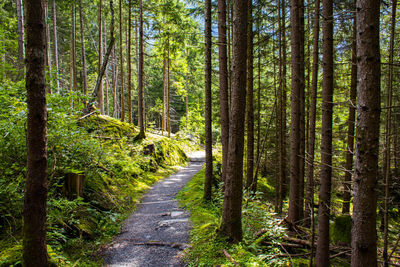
<box><xmin>103</xmin><ymin>151</ymin><xmax>205</xmax><ymax>267</ymax></box>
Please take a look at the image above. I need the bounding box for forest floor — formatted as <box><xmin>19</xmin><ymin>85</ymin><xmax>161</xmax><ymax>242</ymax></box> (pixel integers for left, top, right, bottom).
<box><xmin>102</xmin><ymin>152</ymin><xmax>205</xmax><ymax>267</ymax></box>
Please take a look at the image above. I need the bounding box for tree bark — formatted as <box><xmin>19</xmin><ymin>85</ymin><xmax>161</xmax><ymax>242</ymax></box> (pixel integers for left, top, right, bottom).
<box><xmin>162</xmin><ymin>56</ymin><xmax>166</xmax><ymax>135</ymax></box>
<box><xmin>127</xmin><ymin>0</ymin><xmax>132</xmax><ymax>123</ymax></box>
<box><xmin>383</xmin><ymin>1</ymin><xmax>396</xmax><ymax>265</ymax></box>
<box><xmin>119</xmin><ymin>0</ymin><xmax>124</xmax><ymax>121</ymax></box>
<box><xmin>98</xmin><ymin>0</ymin><xmax>104</xmax><ymax>113</ymax></box>
<box><xmin>204</xmin><ymin>0</ymin><xmax>213</xmax><ymax>201</ymax></box>
<box><xmin>70</xmin><ymin>3</ymin><xmax>77</xmax><ymax>102</ymax></box>
<box><xmin>112</xmin><ymin>46</ymin><xmax>117</xmax><ymax>117</ymax></box>
<box><xmin>79</xmin><ymin>0</ymin><xmax>87</xmax><ymax>96</ymax></box>
<box><xmin>219</xmin><ymin>0</ymin><xmax>247</xmax><ymax>243</ymax></box>
<box><xmin>167</xmin><ymin>37</ymin><xmax>171</xmax><ymax>137</ymax></box>
<box><xmin>298</xmin><ymin>0</ymin><xmax>305</xmax><ymax>220</ymax></box>
<box><xmin>22</xmin><ymin>0</ymin><xmax>48</xmax><ymax>264</ymax></box>
<box><xmin>104</xmin><ymin>20</ymin><xmax>109</xmax><ymax>115</ymax></box>
<box><xmin>351</xmin><ymin>0</ymin><xmax>381</xmax><ymax>266</ymax></box>
<box><xmin>137</xmin><ymin>0</ymin><xmax>145</xmax><ymax>138</ymax></box>
<box><xmin>246</xmin><ymin>0</ymin><xmax>254</xmax><ymax>192</ymax></box>
<box><xmin>315</xmin><ymin>0</ymin><xmax>333</xmax><ymax>264</ymax></box>
<box><xmin>288</xmin><ymin>0</ymin><xmax>302</xmax><ymax>224</ymax></box>
<box><xmin>16</xmin><ymin>0</ymin><xmax>25</xmax><ymax>67</ymax></box>
<box><xmin>218</xmin><ymin>0</ymin><xmax>229</xmax><ymax>186</ymax></box>
<box><xmin>278</xmin><ymin>0</ymin><xmax>287</xmax><ymax>214</ymax></box>
<box><xmin>52</xmin><ymin>0</ymin><xmax>59</xmax><ymax>91</ymax></box>
<box><xmin>304</xmin><ymin>0</ymin><xmax>320</xmax><ymax>228</ymax></box>
<box><xmin>44</xmin><ymin>3</ymin><xmax>51</xmax><ymax>87</ymax></box>
<box><xmin>342</xmin><ymin>0</ymin><xmax>357</xmax><ymax>215</ymax></box>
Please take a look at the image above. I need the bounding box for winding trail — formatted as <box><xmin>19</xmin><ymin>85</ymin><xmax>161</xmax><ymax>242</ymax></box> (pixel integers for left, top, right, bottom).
<box><xmin>103</xmin><ymin>152</ymin><xmax>205</xmax><ymax>267</ymax></box>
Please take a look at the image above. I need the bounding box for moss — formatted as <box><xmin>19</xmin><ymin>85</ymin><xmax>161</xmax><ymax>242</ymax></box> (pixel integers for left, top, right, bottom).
<box><xmin>330</xmin><ymin>215</ymin><xmax>352</xmax><ymax>245</ymax></box>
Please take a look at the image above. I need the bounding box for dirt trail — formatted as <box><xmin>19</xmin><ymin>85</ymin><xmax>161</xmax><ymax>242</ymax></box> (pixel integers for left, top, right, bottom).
<box><xmin>103</xmin><ymin>152</ymin><xmax>204</xmax><ymax>267</ymax></box>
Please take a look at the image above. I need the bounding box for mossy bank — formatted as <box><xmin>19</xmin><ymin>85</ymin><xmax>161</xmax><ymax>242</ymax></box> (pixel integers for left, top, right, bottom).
<box><xmin>0</xmin><ymin>98</ymin><xmax>196</xmax><ymax>267</ymax></box>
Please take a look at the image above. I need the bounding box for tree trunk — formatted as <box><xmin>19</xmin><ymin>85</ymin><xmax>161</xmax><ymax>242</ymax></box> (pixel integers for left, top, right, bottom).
<box><xmin>204</xmin><ymin>0</ymin><xmax>213</xmax><ymax>201</ymax></box>
<box><xmin>298</xmin><ymin>0</ymin><xmax>305</xmax><ymax>220</ymax></box>
<box><xmin>137</xmin><ymin>0</ymin><xmax>145</xmax><ymax>138</ymax></box>
<box><xmin>127</xmin><ymin>0</ymin><xmax>132</xmax><ymax>123</ymax></box>
<box><xmin>112</xmin><ymin>47</ymin><xmax>117</xmax><ymax>117</ymax></box>
<box><xmin>219</xmin><ymin>0</ymin><xmax>247</xmax><ymax>243</ymax></box>
<box><xmin>351</xmin><ymin>1</ymin><xmax>380</xmax><ymax>266</ymax></box>
<box><xmin>167</xmin><ymin>37</ymin><xmax>171</xmax><ymax>138</ymax></box>
<box><xmin>98</xmin><ymin>0</ymin><xmax>104</xmax><ymax>113</ymax></box>
<box><xmin>22</xmin><ymin>0</ymin><xmax>48</xmax><ymax>264</ymax></box>
<box><xmin>16</xmin><ymin>0</ymin><xmax>24</xmax><ymax>67</ymax></box>
<box><xmin>315</xmin><ymin>0</ymin><xmax>333</xmax><ymax>264</ymax></box>
<box><xmin>162</xmin><ymin>56</ymin><xmax>166</xmax><ymax>135</ymax></box>
<box><xmin>104</xmin><ymin>20</ymin><xmax>109</xmax><ymax>115</ymax></box>
<box><xmin>342</xmin><ymin>0</ymin><xmax>357</xmax><ymax>215</ymax></box>
<box><xmin>246</xmin><ymin>0</ymin><xmax>255</xmax><ymax>192</ymax></box>
<box><xmin>79</xmin><ymin>0</ymin><xmax>87</xmax><ymax>96</ymax></box>
<box><xmin>383</xmin><ymin>1</ymin><xmax>396</xmax><ymax>265</ymax></box>
<box><xmin>288</xmin><ymin>0</ymin><xmax>302</xmax><ymax>224</ymax></box>
<box><xmin>70</xmin><ymin>3</ymin><xmax>77</xmax><ymax>102</ymax></box>
<box><xmin>44</xmin><ymin>3</ymin><xmax>51</xmax><ymax>88</ymax></box>
<box><xmin>278</xmin><ymin>0</ymin><xmax>287</xmax><ymax>214</ymax></box>
<box><xmin>304</xmin><ymin>0</ymin><xmax>320</xmax><ymax>228</ymax></box>
<box><xmin>218</xmin><ymin>0</ymin><xmax>229</xmax><ymax>186</ymax></box>
<box><xmin>52</xmin><ymin>0</ymin><xmax>59</xmax><ymax>91</ymax></box>
<box><xmin>119</xmin><ymin>0</ymin><xmax>124</xmax><ymax>121</ymax></box>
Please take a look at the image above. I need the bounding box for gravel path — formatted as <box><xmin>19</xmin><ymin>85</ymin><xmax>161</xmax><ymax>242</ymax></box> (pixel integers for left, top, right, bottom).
<box><xmin>103</xmin><ymin>152</ymin><xmax>205</xmax><ymax>267</ymax></box>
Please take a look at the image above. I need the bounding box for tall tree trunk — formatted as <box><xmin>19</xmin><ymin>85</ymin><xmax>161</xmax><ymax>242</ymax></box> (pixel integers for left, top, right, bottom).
<box><xmin>167</xmin><ymin>38</ymin><xmax>170</xmax><ymax>138</ymax></box>
<box><xmin>277</xmin><ymin>0</ymin><xmax>283</xmax><ymax>213</ymax></box>
<box><xmin>185</xmin><ymin>60</ymin><xmax>189</xmax><ymax>127</ymax></box>
<box><xmin>137</xmin><ymin>0</ymin><xmax>145</xmax><ymax>138</ymax></box>
<box><xmin>351</xmin><ymin>1</ymin><xmax>380</xmax><ymax>266</ymax></box>
<box><xmin>218</xmin><ymin>0</ymin><xmax>229</xmax><ymax>186</ymax></box>
<box><xmin>298</xmin><ymin>0</ymin><xmax>305</xmax><ymax>220</ymax></box>
<box><xmin>119</xmin><ymin>0</ymin><xmax>124</xmax><ymax>121</ymax></box>
<box><xmin>79</xmin><ymin>0</ymin><xmax>87</xmax><ymax>97</ymax></box>
<box><xmin>127</xmin><ymin>0</ymin><xmax>132</xmax><ymax>123</ymax></box>
<box><xmin>315</xmin><ymin>0</ymin><xmax>333</xmax><ymax>264</ymax></box>
<box><xmin>162</xmin><ymin>56</ymin><xmax>166</xmax><ymax>135</ymax></box>
<box><xmin>246</xmin><ymin>0</ymin><xmax>255</xmax><ymax>192</ymax></box>
<box><xmin>204</xmin><ymin>0</ymin><xmax>213</xmax><ymax>201</ymax></box>
<box><xmin>16</xmin><ymin>0</ymin><xmax>25</xmax><ymax>67</ymax></box>
<box><xmin>342</xmin><ymin>0</ymin><xmax>357</xmax><ymax>215</ymax></box>
<box><xmin>44</xmin><ymin>2</ymin><xmax>51</xmax><ymax>89</ymax></box>
<box><xmin>70</xmin><ymin>3</ymin><xmax>77</xmax><ymax>102</ymax></box>
<box><xmin>288</xmin><ymin>0</ymin><xmax>302</xmax><ymax>224</ymax></box>
<box><xmin>227</xmin><ymin>0</ymin><xmax>232</xmax><ymax>106</ymax></box>
<box><xmin>304</xmin><ymin>0</ymin><xmax>320</xmax><ymax>228</ymax></box>
<box><xmin>52</xmin><ymin>0</ymin><xmax>59</xmax><ymax>91</ymax></box>
<box><xmin>22</xmin><ymin>0</ymin><xmax>48</xmax><ymax>264</ymax></box>
<box><xmin>98</xmin><ymin>0</ymin><xmax>104</xmax><ymax>113</ymax></box>
<box><xmin>104</xmin><ymin>20</ymin><xmax>109</xmax><ymax>115</ymax></box>
<box><xmin>256</xmin><ymin>19</ymin><xmax>261</xmax><ymax>182</ymax></box>
<box><xmin>112</xmin><ymin>46</ymin><xmax>117</xmax><ymax>117</ymax></box>
<box><xmin>383</xmin><ymin>1</ymin><xmax>397</xmax><ymax>265</ymax></box>
<box><xmin>279</xmin><ymin>0</ymin><xmax>287</xmax><ymax>214</ymax></box>
<box><xmin>219</xmin><ymin>0</ymin><xmax>247</xmax><ymax>243</ymax></box>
